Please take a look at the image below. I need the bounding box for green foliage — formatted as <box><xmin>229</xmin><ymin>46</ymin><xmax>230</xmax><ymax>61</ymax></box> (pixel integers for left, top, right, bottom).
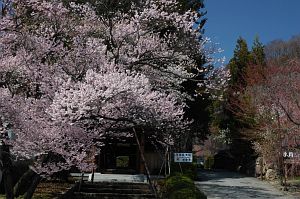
<box><xmin>210</xmin><ymin>36</ymin><xmax>267</xmax><ymax>171</ymax></box>
<box><xmin>165</xmin><ymin>175</ymin><xmax>194</xmax><ymax>191</ymax></box>
<box><xmin>174</xmin><ymin>0</ymin><xmax>210</xmax><ymax>151</ymax></box>
<box><xmin>162</xmin><ymin>174</ymin><xmax>207</xmax><ymax>199</ymax></box>
<box><xmin>219</xmin><ymin>36</ymin><xmax>266</xmax><ymax>130</ymax></box>
<box><xmin>215</xmin><ymin>36</ymin><xmax>253</xmax><ymax>138</ymax></box>
<box><xmin>251</xmin><ymin>36</ymin><xmax>266</xmax><ymax>66</ymax></box>
<box><xmin>203</xmin><ymin>156</ymin><xmax>214</xmax><ymax>170</ymax></box>
<box><xmin>169</xmin><ymin>187</ymin><xmax>207</xmax><ymax>199</ymax></box>
<box><xmin>116</xmin><ymin>156</ymin><xmax>129</xmax><ymax>168</ymax></box>
<box><xmin>171</xmin><ymin>162</ymin><xmax>198</xmax><ymax>180</ymax></box>
<box><xmin>228</xmin><ymin>37</ymin><xmax>251</xmax><ymax>85</ymax></box>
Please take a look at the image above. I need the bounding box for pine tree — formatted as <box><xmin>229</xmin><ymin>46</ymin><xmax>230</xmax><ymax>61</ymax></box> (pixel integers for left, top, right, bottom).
<box><xmin>228</xmin><ymin>37</ymin><xmax>251</xmax><ymax>86</ymax></box>
<box><xmin>251</xmin><ymin>36</ymin><xmax>266</xmax><ymax>66</ymax></box>
<box><xmin>212</xmin><ymin>37</ymin><xmax>257</xmax><ymax>171</ymax></box>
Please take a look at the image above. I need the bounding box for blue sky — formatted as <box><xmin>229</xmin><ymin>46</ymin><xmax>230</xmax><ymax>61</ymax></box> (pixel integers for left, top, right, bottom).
<box><xmin>204</xmin><ymin>0</ymin><xmax>300</xmax><ymax>63</ymax></box>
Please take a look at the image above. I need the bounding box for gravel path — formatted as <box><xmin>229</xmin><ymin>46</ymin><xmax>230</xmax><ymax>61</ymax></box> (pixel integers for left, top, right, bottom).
<box><xmin>196</xmin><ymin>170</ymin><xmax>299</xmax><ymax>199</ymax></box>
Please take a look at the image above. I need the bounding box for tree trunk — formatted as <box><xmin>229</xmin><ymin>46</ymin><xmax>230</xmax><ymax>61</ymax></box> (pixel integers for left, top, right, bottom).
<box><xmin>0</xmin><ymin>144</ymin><xmax>14</xmax><ymax>199</ymax></box>
<box><xmin>167</xmin><ymin>147</ymin><xmax>171</xmax><ymax>176</ymax></box>
<box><xmin>14</xmin><ymin>169</ymin><xmax>36</xmax><ymax>197</ymax></box>
<box><xmin>276</xmin><ymin>111</ymin><xmax>285</xmax><ymax>186</ymax></box>
<box><xmin>23</xmin><ymin>174</ymin><xmax>41</xmax><ymax>199</ymax></box>
<box><xmin>133</xmin><ymin>128</ymin><xmax>158</xmax><ymax>199</ymax></box>
<box><xmin>139</xmin><ymin>133</ymin><xmax>145</xmax><ymax>174</ymax></box>
<box><xmin>78</xmin><ymin>172</ymin><xmax>84</xmax><ymax>192</ymax></box>
<box><xmin>3</xmin><ymin>169</ymin><xmax>14</xmax><ymax>199</ymax></box>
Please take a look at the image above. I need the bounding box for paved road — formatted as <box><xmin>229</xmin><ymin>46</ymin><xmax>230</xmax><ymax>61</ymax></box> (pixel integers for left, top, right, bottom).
<box><xmin>196</xmin><ymin>170</ymin><xmax>299</xmax><ymax>199</ymax></box>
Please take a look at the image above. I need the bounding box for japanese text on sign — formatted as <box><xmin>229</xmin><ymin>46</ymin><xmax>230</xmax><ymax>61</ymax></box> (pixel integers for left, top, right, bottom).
<box><xmin>174</xmin><ymin>153</ymin><xmax>193</xmax><ymax>163</ymax></box>
<box><xmin>283</xmin><ymin>151</ymin><xmax>300</xmax><ymax>158</ymax></box>
<box><xmin>283</xmin><ymin>151</ymin><xmax>294</xmax><ymax>158</ymax></box>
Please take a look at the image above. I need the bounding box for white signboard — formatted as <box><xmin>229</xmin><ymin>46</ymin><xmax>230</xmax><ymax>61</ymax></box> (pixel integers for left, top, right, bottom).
<box><xmin>283</xmin><ymin>151</ymin><xmax>294</xmax><ymax>158</ymax></box>
<box><xmin>174</xmin><ymin>153</ymin><xmax>193</xmax><ymax>163</ymax></box>
<box><xmin>283</xmin><ymin>151</ymin><xmax>300</xmax><ymax>158</ymax></box>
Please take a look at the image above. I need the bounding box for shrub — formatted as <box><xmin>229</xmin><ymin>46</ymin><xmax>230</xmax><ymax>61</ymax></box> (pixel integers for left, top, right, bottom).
<box><xmin>171</xmin><ymin>162</ymin><xmax>198</xmax><ymax>180</ymax></box>
<box><xmin>169</xmin><ymin>187</ymin><xmax>207</xmax><ymax>199</ymax></box>
<box><xmin>165</xmin><ymin>175</ymin><xmax>194</xmax><ymax>193</ymax></box>
<box><xmin>162</xmin><ymin>174</ymin><xmax>207</xmax><ymax>199</ymax></box>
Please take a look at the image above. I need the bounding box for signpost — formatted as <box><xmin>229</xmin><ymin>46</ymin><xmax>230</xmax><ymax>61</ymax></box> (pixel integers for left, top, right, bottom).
<box><xmin>283</xmin><ymin>151</ymin><xmax>294</xmax><ymax>158</ymax></box>
<box><xmin>283</xmin><ymin>151</ymin><xmax>300</xmax><ymax>164</ymax></box>
<box><xmin>173</xmin><ymin>153</ymin><xmax>193</xmax><ymax>174</ymax></box>
<box><xmin>174</xmin><ymin>153</ymin><xmax>193</xmax><ymax>163</ymax></box>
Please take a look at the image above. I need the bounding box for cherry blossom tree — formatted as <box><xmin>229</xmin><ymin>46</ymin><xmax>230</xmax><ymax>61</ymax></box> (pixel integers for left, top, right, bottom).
<box><xmin>237</xmin><ymin>59</ymin><xmax>300</xmax><ymax>183</ymax></box>
<box><xmin>0</xmin><ymin>2</ymin><xmax>227</xmax><ymax>198</ymax></box>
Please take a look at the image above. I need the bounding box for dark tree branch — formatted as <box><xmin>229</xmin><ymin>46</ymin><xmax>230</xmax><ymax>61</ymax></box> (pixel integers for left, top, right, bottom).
<box><xmin>278</xmin><ymin>100</ymin><xmax>300</xmax><ymax>126</ymax></box>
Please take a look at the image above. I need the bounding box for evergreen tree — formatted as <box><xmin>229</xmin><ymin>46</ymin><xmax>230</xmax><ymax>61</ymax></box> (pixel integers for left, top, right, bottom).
<box><xmin>212</xmin><ymin>37</ymin><xmax>259</xmax><ymax>172</ymax></box>
<box><xmin>225</xmin><ymin>37</ymin><xmax>252</xmax><ymax>137</ymax></box>
<box><xmin>226</xmin><ymin>37</ymin><xmax>253</xmax><ymax>172</ymax></box>
<box><xmin>228</xmin><ymin>37</ymin><xmax>251</xmax><ymax>86</ymax></box>
<box><xmin>251</xmin><ymin>36</ymin><xmax>266</xmax><ymax>66</ymax></box>
<box><xmin>180</xmin><ymin>0</ymin><xmax>211</xmax><ymax>150</ymax></box>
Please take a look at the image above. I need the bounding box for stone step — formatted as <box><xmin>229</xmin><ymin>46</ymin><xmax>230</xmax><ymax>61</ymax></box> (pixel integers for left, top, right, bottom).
<box><xmin>73</xmin><ymin>192</ymin><xmax>156</xmax><ymax>199</ymax></box>
<box><xmin>88</xmin><ymin>173</ymin><xmax>146</xmax><ymax>183</ymax></box>
<box><xmin>70</xmin><ymin>173</ymin><xmax>90</xmax><ymax>181</ymax></box>
<box><xmin>80</xmin><ymin>187</ymin><xmax>152</xmax><ymax>194</ymax></box>
<box><xmin>67</xmin><ymin>179</ymin><xmax>155</xmax><ymax>198</ymax></box>
<box><xmin>81</xmin><ymin>182</ymin><xmax>151</xmax><ymax>190</ymax></box>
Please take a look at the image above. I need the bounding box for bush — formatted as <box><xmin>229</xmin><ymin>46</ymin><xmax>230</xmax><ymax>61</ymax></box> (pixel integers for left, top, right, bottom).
<box><xmin>161</xmin><ymin>174</ymin><xmax>207</xmax><ymax>199</ymax></box>
<box><xmin>171</xmin><ymin>162</ymin><xmax>198</xmax><ymax>180</ymax></box>
<box><xmin>204</xmin><ymin>156</ymin><xmax>214</xmax><ymax>170</ymax></box>
<box><xmin>169</xmin><ymin>187</ymin><xmax>207</xmax><ymax>199</ymax></box>
<box><xmin>165</xmin><ymin>175</ymin><xmax>194</xmax><ymax>193</ymax></box>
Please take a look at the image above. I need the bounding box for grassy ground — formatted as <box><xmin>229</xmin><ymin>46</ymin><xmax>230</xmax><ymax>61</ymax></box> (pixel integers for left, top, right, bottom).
<box><xmin>32</xmin><ymin>182</ymin><xmax>74</xmax><ymax>199</ymax></box>
<box><xmin>290</xmin><ymin>176</ymin><xmax>300</xmax><ymax>184</ymax></box>
<box><xmin>271</xmin><ymin>176</ymin><xmax>300</xmax><ymax>197</ymax></box>
<box><xmin>287</xmin><ymin>176</ymin><xmax>300</xmax><ymax>192</ymax></box>
<box><xmin>0</xmin><ymin>181</ymin><xmax>74</xmax><ymax>199</ymax></box>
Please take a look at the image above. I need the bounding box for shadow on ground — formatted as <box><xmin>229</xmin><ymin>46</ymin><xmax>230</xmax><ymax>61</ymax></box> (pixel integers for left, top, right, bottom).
<box><xmin>197</xmin><ymin>169</ymin><xmax>247</xmax><ymax>181</ymax></box>
<box><xmin>196</xmin><ymin>170</ymin><xmax>298</xmax><ymax>199</ymax></box>
<box><xmin>197</xmin><ymin>182</ymin><xmax>285</xmax><ymax>199</ymax></box>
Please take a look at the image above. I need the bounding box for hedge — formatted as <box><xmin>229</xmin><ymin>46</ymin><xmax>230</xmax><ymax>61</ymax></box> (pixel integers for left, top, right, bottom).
<box><xmin>161</xmin><ymin>174</ymin><xmax>207</xmax><ymax>199</ymax></box>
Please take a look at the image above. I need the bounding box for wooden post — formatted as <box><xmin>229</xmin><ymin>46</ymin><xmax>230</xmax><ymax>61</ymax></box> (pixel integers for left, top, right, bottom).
<box><xmin>91</xmin><ymin>168</ymin><xmax>94</xmax><ymax>184</ymax></box>
<box><xmin>168</xmin><ymin>147</ymin><xmax>171</xmax><ymax>176</ymax></box>
<box><xmin>284</xmin><ymin>163</ymin><xmax>288</xmax><ymax>191</ymax></box>
<box><xmin>133</xmin><ymin>128</ymin><xmax>158</xmax><ymax>199</ymax></box>
<box><xmin>164</xmin><ymin>149</ymin><xmax>167</xmax><ymax>176</ymax></box>
<box><xmin>139</xmin><ymin>133</ymin><xmax>145</xmax><ymax>174</ymax></box>
<box><xmin>78</xmin><ymin>172</ymin><xmax>84</xmax><ymax>192</ymax></box>
<box><xmin>179</xmin><ymin>162</ymin><xmax>183</xmax><ymax>174</ymax></box>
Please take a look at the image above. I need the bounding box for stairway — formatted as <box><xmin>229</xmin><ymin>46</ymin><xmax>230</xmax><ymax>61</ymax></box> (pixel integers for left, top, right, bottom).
<box><xmin>71</xmin><ymin>182</ymin><xmax>156</xmax><ymax>199</ymax></box>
